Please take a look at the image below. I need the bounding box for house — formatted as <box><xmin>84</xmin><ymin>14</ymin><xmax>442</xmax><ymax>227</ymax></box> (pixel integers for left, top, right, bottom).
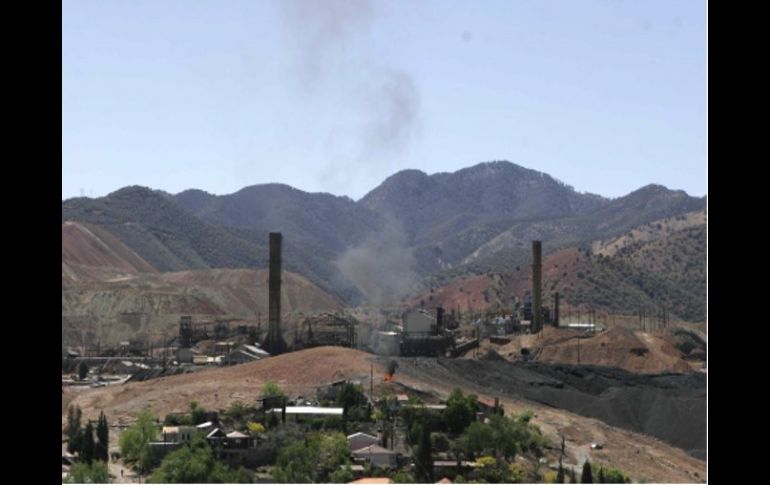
<box><xmin>161</xmin><ymin>425</ymin><xmax>197</xmax><ymax>443</ymax></box>
<box><xmin>196</xmin><ymin>421</ymin><xmax>215</xmax><ymax>435</ymax></box>
<box><xmin>221</xmin><ymin>344</ymin><xmax>270</xmax><ymax>366</ymax></box>
<box><xmin>317</xmin><ymin>379</ymin><xmax>348</xmax><ymax>401</ymax></box>
<box><xmin>351</xmin><ymin>444</ymin><xmax>398</xmax><ymax>468</ymax></box>
<box><xmin>206</xmin><ymin>428</ymin><xmax>265</xmax><ymax>468</ymax></box>
<box><xmin>148</xmin><ymin>441</ymin><xmax>182</xmax><ymax>459</ymax></box>
<box><xmin>347</xmin><ymin>432</ymin><xmax>379</xmax><ymax>452</ymax></box>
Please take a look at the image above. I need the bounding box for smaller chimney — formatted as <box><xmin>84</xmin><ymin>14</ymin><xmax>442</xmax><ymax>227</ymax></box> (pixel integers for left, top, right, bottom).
<box><xmin>554</xmin><ymin>292</ymin><xmax>560</xmax><ymax>327</ymax></box>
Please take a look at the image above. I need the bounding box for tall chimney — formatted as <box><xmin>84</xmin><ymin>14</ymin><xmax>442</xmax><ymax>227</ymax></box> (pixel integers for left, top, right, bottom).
<box><xmin>532</xmin><ymin>241</ymin><xmax>542</xmax><ymax>334</ymax></box>
<box><xmin>436</xmin><ymin>307</ymin><xmax>444</xmax><ymax>334</ymax></box>
<box><xmin>264</xmin><ymin>232</ymin><xmax>287</xmax><ymax>354</ymax></box>
<box><xmin>554</xmin><ymin>292</ymin><xmax>560</xmax><ymax>327</ymax></box>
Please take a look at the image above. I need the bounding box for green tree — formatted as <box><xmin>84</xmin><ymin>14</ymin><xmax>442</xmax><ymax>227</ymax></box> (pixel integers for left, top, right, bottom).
<box><xmin>261</xmin><ymin>380</ymin><xmax>285</xmax><ymax>398</ymax></box>
<box><xmin>592</xmin><ymin>464</ymin><xmax>629</xmax><ymax>484</ymax></box>
<box><xmin>149</xmin><ymin>436</ymin><xmax>248</xmax><ymax>483</ymax></box>
<box><xmin>412</xmin><ymin>424</ymin><xmax>434</xmax><ymax>483</ymax></box>
<box><xmin>82</xmin><ymin>421</ymin><xmax>96</xmax><ymax>464</ymax></box>
<box><xmin>78</xmin><ymin>361</ymin><xmax>90</xmax><ymax>380</ymax></box>
<box><xmin>119</xmin><ymin>409</ymin><xmax>159</xmax><ymax>476</ymax></box>
<box><xmin>444</xmin><ymin>388</ymin><xmax>478</xmax><ymax>435</ymax></box>
<box><xmin>461</xmin><ymin>421</ymin><xmax>494</xmax><ymax>459</ymax></box>
<box><xmin>474</xmin><ymin>456</ymin><xmax>508</xmax><ymax>483</ymax></box>
<box><xmin>430</xmin><ymin>432</ymin><xmax>450</xmax><ymax>452</ymax></box>
<box><xmin>272</xmin><ymin>440</ymin><xmax>317</xmax><ymax>483</ymax></box>
<box><xmin>189</xmin><ymin>401</ymin><xmax>209</xmax><ymax>425</ymax></box>
<box><xmin>95</xmin><ymin>411</ymin><xmax>109</xmax><ymax>462</ymax></box>
<box><xmin>64</xmin><ymin>460</ymin><xmax>110</xmax><ymax>483</ymax></box>
<box><xmin>329</xmin><ymin>465</ymin><xmax>354</xmax><ymax>483</ymax></box>
<box><xmin>581</xmin><ymin>461</ymin><xmax>593</xmax><ymax>483</ymax></box>
<box><xmin>391</xmin><ymin>470</ymin><xmax>416</xmax><ymax>483</ymax></box>
<box><xmin>225</xmin><ymin>400</ymin><xmax>250</xmax><ymax>422</ymax></box>
<box><xmin>66</xmin><ymin>405</ymin><xmax>83</xmax><ymax>454</ymax></box>
<box><xmin>316</xmin><ymin>433</ymin><xmax>352</xmax><ymax>481</ymax></box>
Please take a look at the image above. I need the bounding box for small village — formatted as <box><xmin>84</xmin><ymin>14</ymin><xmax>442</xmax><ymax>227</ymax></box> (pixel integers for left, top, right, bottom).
<box><xmin>65</xmin><ymin>367</ymin><xmax>632</xmax><ymax>484</ymax></box>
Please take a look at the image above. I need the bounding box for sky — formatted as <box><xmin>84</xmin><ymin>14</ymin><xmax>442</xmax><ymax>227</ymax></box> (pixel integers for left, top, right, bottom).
<box><xmin>62</xmin><ymin>0</ymin><xmax>707</xmax><ymax>201</ymax></box>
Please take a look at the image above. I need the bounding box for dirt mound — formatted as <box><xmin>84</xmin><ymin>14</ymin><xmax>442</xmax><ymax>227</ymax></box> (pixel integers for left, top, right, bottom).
<box><xmin>64</xmin><ymin>347</ymin><xmax>383</xmax><ymax>425</ymax></box>
<box><xmin>62</xmin><ymin>268</ymin><xmax>345</xmax><ymax>346</ymax></box>
<box><xmin>62</xmin><ymin>222</ymin><xmax>157</xmax><ymax>281</ymax></box>
<box><xmin>536</xmin><ymin>327</ymin><xmax>693</xmax><ymax>373</ymax></box>
<box><xmin>394</xmin><ymin>357</ymin><xmax>706</xmax><ymax>458</ymax></box>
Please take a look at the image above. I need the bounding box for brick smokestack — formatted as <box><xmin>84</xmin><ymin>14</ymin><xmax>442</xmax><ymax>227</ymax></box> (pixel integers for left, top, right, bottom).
<box><xmin>264</xmin><ymin>232</ymin><xmax>287</xmax><ymax>354</ymax></box>
<box><xmin>532</xmin><ymin>241</ymin><xmax>542</xmax><ymax>334</ymax></box>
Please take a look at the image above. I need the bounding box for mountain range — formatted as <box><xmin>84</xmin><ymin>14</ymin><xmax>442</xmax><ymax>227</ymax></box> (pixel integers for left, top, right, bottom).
<box><xmin>62</xmin><ymin>161</ymin><xmax>706</xmax><ymax>344</ymax></box>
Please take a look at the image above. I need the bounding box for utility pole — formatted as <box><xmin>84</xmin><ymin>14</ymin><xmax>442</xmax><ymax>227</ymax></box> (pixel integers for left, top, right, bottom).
<box><xmin>370</xmin><ymin>364</ymin><xmax>374</xmax><ymax>400</ymax></box>
<box><xmin>577</xmin><ymin>336</ymin><xmax>581</xmax><ymax>365</ymax></box>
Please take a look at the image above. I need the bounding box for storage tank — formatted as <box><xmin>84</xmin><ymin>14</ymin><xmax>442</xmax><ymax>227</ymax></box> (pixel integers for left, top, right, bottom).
<box><xmin>377</xmin><ymin>331</ymin><xmax>401</xmax><ymax>356</ymax></box>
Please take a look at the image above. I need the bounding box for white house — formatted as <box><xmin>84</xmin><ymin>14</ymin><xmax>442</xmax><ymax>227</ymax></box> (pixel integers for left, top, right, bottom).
<box><xmin>347</xmin><ymin>432</ymin><xmax>379</xmax><ymax>452</ymax></box>
<box><xmin>351</xmin><ymin>444</ymin><xmax>398</xmax><ymax>468</ymax></box>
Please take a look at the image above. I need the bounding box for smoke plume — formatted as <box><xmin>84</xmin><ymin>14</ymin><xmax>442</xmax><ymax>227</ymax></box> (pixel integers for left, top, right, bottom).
<box><xmin>279</xmin><ymin>0</ymin><xmax>422</xmax><ymax>189</ymax></box>
<box><xmin>336</xmin><ymin>218</ymin><xmax>418</xmax><ymax>306</ymax></box>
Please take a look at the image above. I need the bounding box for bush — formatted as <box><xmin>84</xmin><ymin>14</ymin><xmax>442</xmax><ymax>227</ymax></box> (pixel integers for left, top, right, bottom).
<box><xmin>508</xmin><ymin>463</ymin><xmax>527</xmax><ymax>483</ymax></box>
<box><xmin>391</xmin><ymin>471</ymin><xmax>416</xmax><ymax>483</ymax></box>
<box><xmin>247</xmin><ymin>421</ymin><xmax>266</xmax><ymax>434</ymax></box>
<box><xmin>149</xmin><ymin>436</ymin><xmax>249</xmax><ymax>483</ymax></box>
<box><xmin>64</xmin><ymin>460</ymin><xmax>110</xmax><ymax>483</ymax></box>
<box><xmin>78</xmin><ymin>361</ymin><xmax>89</xmax><ymax>380</ymax></box>
<box><xmin>261</xmin><ymin>380</ymin><xmax>285</xmax><ymax>398</ymax></box>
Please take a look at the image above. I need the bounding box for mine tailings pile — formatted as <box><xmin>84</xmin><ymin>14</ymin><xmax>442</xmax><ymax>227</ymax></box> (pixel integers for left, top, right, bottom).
<box><xmin>395</xmin><ymin>357</ymin><xmax>706</xmax><ymax>460</ymax></box>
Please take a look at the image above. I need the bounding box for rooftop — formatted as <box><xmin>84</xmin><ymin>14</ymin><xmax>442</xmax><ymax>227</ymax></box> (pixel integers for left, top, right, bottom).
<box><xmin>267</xmin><ymin>406</ymin><xmax>344</xmax><ymax>416</ymax></box>
<box><xmin>351</xmin><ymin>444</ymin><xmax>396</xmax><ymax>455</ymax></box>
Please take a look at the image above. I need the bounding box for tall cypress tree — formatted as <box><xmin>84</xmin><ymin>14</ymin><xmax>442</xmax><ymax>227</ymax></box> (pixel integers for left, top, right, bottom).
<box><xmin>66</xmin><ymin>405</ymin><xmax>82</xmax><ymax>454</ymax></box>
<box><xmin>581</xmin><ymin>461</ymin><xmax>593</xmax><ymax>484</ymax></box>
<box><xmin>82</xmin><ymin>421</ymin><xmax>95</xmax><ymax>464</ymax></box>
<box><xmin>96</xmin><ymin>411</ymin><xmax>109</xmax><ymax>462</ymax></box>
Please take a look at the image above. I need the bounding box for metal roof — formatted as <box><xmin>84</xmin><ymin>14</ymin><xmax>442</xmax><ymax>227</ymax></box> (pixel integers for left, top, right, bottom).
<box><xmin>347</xmin><ymin>432</ymin><xmax>378</xmax><ymax>440</ymax></box>
<box><xmin>267</xmin><ymin>406</ymin><xmax>344</xmax><ymax>415</ymax></box>
<box><xmin>351</xmin><ymin>444</ymin><xmax>396</xmax><ymax>455</ymax></box>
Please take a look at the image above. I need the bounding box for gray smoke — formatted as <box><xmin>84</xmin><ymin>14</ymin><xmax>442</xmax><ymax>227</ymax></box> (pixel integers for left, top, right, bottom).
<box><xmin>280</xmin><ymin>0</ymin><xmax>374</xmax><ymax>89</ymax></box>
<box><xmin>279</xmin><ymin>0</ymin><xmax>421</xmax><ymax>185</ymax></box>
<box><xmin>363</xmin><ymin>69</ymin><xmax>420</xmax><ymax>158</ymax></box>
<box><xmin>336</xmin><ymin>218</ymin><xmax>418</xmax><ymax>306</ymax></box>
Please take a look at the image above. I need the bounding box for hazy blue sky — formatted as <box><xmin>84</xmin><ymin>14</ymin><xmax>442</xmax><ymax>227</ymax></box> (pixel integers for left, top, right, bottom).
<box><xmin>62</xmin><ymin>0</ymin><xmax>706</xmax><ymax>201</ymax></box>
